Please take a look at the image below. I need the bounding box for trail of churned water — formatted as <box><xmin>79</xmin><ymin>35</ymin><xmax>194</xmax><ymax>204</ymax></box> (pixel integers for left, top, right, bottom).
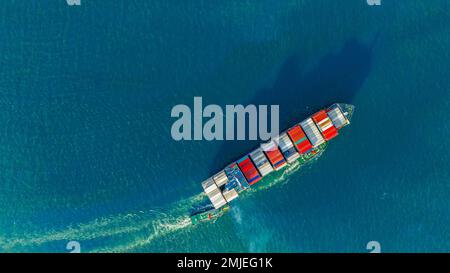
<box><xmin>0</xmin><ymin>151</ymin><xmax>324</xmax><ymax>253</ymax></box>
<box><xmin>0</xmin><ymin>193</ymin><xmax>204</xmax><ymax>252</ymax></box>
<box><xmin>105</xmin><ymin>159</ymin><xmax>314</xmax><ymax>252</ymax></box>
<box><xmin>91</xmin><ymin>214</ymin><xmax>194</xmax><ymax>253</ymax></box>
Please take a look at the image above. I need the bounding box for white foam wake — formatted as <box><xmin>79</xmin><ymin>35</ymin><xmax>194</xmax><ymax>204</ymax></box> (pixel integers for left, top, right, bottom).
<box><xmin>0</xmin><ymin>193</ymin><xmax>204</xmax><ymax>252</ymax></box>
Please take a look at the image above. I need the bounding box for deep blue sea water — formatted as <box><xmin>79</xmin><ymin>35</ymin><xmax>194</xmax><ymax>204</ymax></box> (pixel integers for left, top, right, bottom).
<box><xmin>0</xmin><ymin>0</ymin><xmax>449</xmax><ymax>252</ymax></box>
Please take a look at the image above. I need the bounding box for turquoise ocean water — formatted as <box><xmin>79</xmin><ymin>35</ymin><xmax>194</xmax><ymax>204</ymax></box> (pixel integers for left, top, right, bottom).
<box><xmin>0</xmin><ymin>0</ymin><xmax>449</xmax><ymax>252</ymax></box>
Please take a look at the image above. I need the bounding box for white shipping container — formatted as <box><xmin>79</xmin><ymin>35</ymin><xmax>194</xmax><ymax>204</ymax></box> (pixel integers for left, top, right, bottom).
<box><xmin>202</xmin><ymin>177</ymin><xmax>227</xmax><ymax>209</ymax></box>
<box><xmin>278</xmin><ymin>133</ymin><xmax>299</xmax><ymax>163</ymax></box>
<box><xmin>223</xmin><ymin>189</ymin><xmax>239</xmax><ymax>203</ymax></box>
<box><xmin>327</xmin><ymin>106</ymin><xmax>349</xmax><ymax>129</ymax></box>
<box><xmin>249</xmin><ymin>148</ymin><xmax>273</xmax><ymax>176</ymax></box>
<box><xmin>213</xmin><ymin>171</ymin><xmax>229</xmax><ymax>187</ymax></box>
<box><xmin>278</xmin><ymin>133</ymin><xmax>294</xmax><ymax>152</ymax></box>
<box><xmin>210</xmin><ymin>189</ymin><xmax>227</xmax><ymax>209</ymax></box>
<box><xmin>201</xmin><ymin>178</ymin><xmax>217</xmax><ymax>194</ymax></box>
<box><xmin>300</xmin><ymin>118</ymin><xmax>325</xmax><ymax>147</ymax></box>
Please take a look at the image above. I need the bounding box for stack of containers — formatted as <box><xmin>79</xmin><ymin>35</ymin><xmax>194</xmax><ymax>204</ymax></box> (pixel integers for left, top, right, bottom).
<box><xmin>312</xmin><ymin>110</ymin><xmax>338</xmax><ymax>140</ymax></box>
<box><xmin>287</xmin><ymin>125</ymin><xmax>313</xmax><ymax>154</ymax></box>
<box><xmin>236</xmin><ymin>155</ymin><xmax>262</xmax><ymax>185</ymax></box>
<box><xmin>222</xmin><ymin>189</ymin><xmax>239</xmax><ymax>203</ymax></box>
<box><xmin>249</xmin><ymin>148</ymin><xmax>274</xmax><ymax>177</ymax></box>
<box><xmin>214</xmin><ymin>171</ymin><xmax>239</xmax><ymax>203</ymax></box>
<box><xmin>300</xmin><ymin>118</ymin><xmax>325</xmax><ymax>147</ymax></box>
<box><xmin>327</xmin><ymin>104</ymin><xmax>349</xmax><ymax>129</ymax></box>
<box><xmin>201</xmin><ymin>178</ymin><xmax>227</xmax><ymax>209</ymax></box>
<box><xmin>277</xmin><ymin>132</ymin><xmax>300</xmax><ymax>163</ymax></box>
<box><xmin>224</xmin><ymin>163</ymin><xmax>250</xmax><ymax>191</ymax></box>
<box><xmin>213</xmin><ymin>171</ymin><xmax>229</xmax><ymax>188</ymax></box>
<box><xmin>261</xmin><ymin>140</ymin><xmax>287</xmax><ymax>170</ymax></box>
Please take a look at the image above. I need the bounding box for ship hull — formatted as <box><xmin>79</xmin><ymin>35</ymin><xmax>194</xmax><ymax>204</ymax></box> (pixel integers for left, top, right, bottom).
<box><xmin>190</xmin><ymin>103</ymin><xmax>354</xmax><ymax>224</ymax></box>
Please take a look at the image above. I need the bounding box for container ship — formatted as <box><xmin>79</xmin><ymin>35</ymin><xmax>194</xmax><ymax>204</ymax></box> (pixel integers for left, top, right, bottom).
<box><xmin>190</xmin><ymin>103</ymin><xmax>354</xmax><ymax>224</ymax></box>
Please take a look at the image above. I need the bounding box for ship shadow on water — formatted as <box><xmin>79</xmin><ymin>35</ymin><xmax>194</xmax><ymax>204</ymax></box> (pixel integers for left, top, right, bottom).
<box><xmin>209</xmin><ymin>38</ymin><xmax>375</xmax><ymax>175</ymax></box>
